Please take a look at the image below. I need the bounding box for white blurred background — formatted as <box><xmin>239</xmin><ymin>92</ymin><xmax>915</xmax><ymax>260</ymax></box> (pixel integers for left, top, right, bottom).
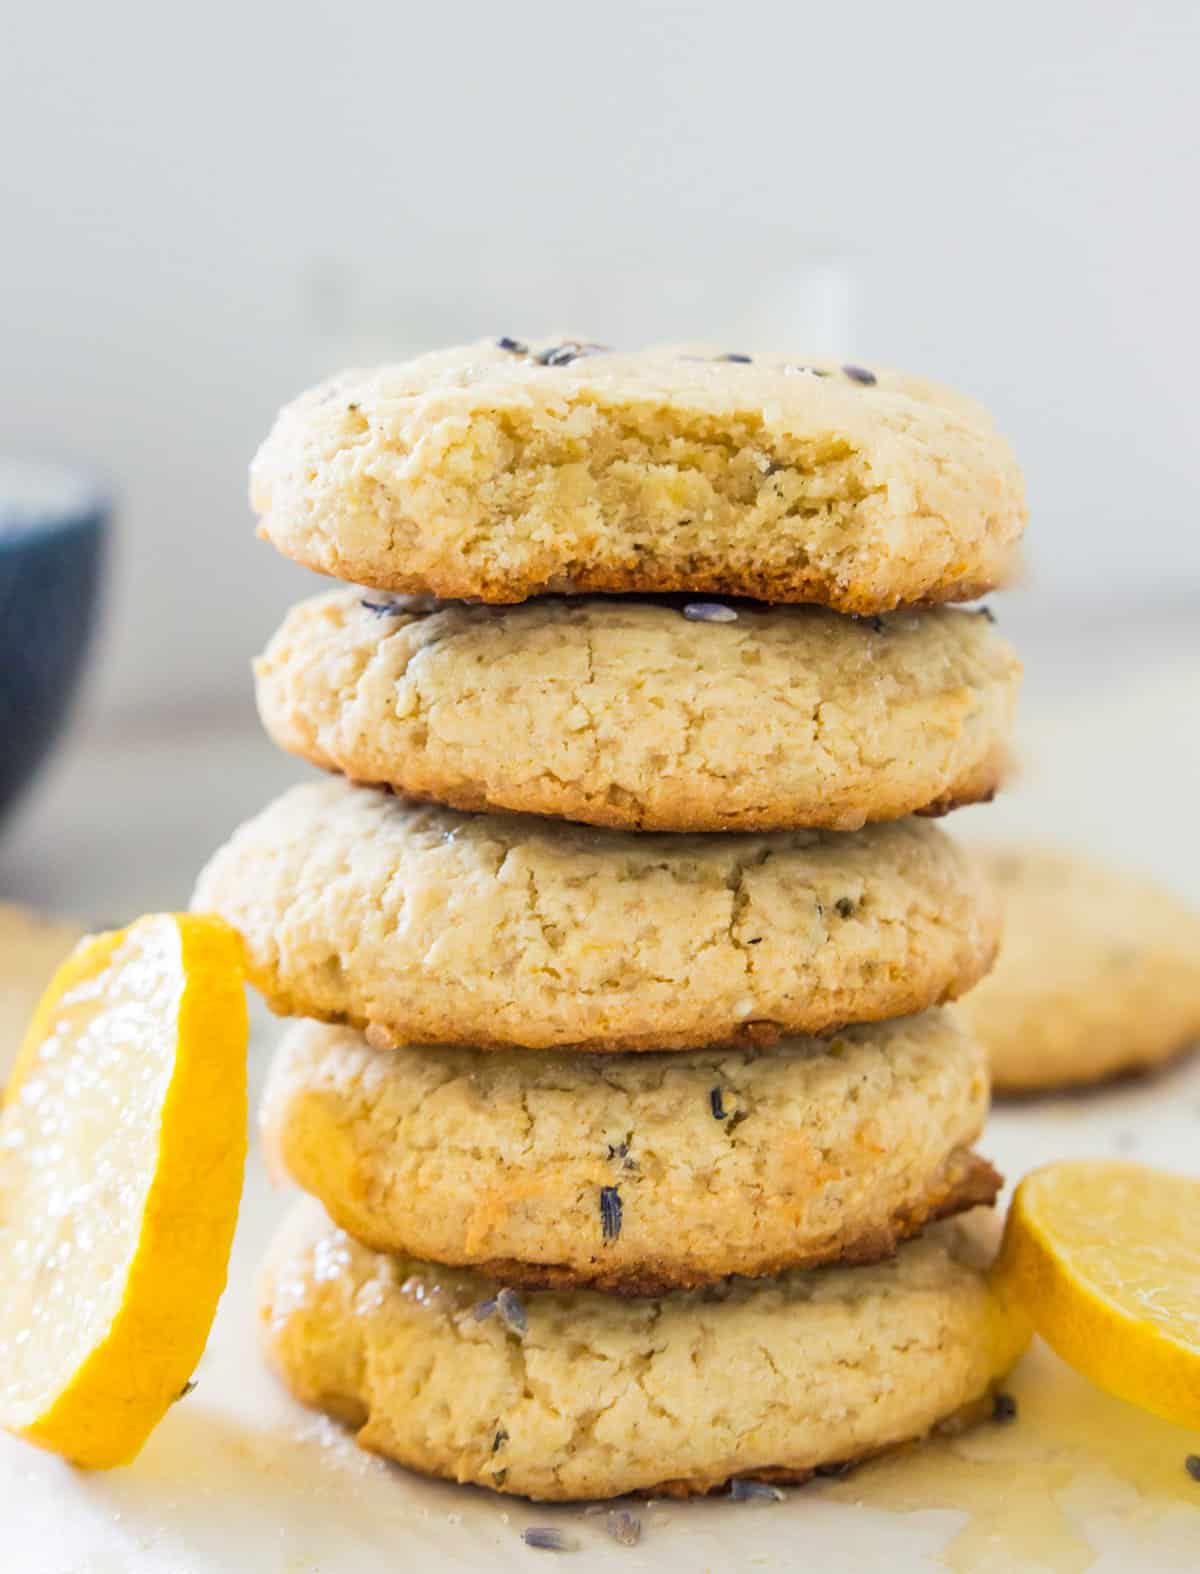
<box><xmin>3</xmin><ymin>0</ymin><xmax>1198</xmax><ymax>723</ymax></box>
<box><xmin>4</xmin><ymin>17</ymin><xmax>1200</xmax><ymax>1554</ymax></box>
<box><xmin>2</xmin><ymin>0</ymin><xmax>1199</xmax><ymax>915</ymax></box>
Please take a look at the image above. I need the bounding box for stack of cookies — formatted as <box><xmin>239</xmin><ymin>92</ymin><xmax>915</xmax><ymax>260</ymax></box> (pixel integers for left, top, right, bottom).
<box><xmin>195</xmin><ymin>339</ymin><xmax>1029</xmax><ymax>1501</ymax></box>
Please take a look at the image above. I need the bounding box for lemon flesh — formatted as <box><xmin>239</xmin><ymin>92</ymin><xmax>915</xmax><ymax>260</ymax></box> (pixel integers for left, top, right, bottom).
<box><xmin>992</xmin><ymin>1159</ymin><xmax>1200</xmax><ymax>1430</ymax></box>
<box><xmin>0</xmin><ymin>914</ymin><xmax>247</xmax><ymax>1467</ymax></box>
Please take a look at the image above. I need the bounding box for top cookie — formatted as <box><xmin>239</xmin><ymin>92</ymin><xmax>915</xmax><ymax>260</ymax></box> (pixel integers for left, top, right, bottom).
<box><xmin>251</xmin><ymin>339</ymin><xmax>1026</xmax><ymax>610</ymax></box>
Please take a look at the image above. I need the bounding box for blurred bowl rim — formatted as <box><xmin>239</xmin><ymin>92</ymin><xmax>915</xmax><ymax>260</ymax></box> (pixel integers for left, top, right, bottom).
<box><xmin>0</xmin><ymin>456</ymin><xmax>111</xmax><ymax>546</ymax></box>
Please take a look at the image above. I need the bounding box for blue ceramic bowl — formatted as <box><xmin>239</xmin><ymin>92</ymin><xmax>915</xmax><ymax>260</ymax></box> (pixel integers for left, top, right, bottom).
<box><xmin>0</xmin><ymin>460</ymin><xmax>108</xmax><ymax>830</ymax></box>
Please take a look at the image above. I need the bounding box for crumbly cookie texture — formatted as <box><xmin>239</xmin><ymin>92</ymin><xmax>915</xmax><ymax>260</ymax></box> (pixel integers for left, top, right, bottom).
<box><xmin>259</xmin><ymin>1202</ymin><xmax>1027</xmax><ymax>1500</ymax></box>
<box><xmin>256</xmin><ymin>591</ymin><xmax>1019</xmax><ymax>833</ymax></box>
<box><xmin>962</xmin><ymin>846</ymin><xmax>1200</xmax><ymax>1093</ymax></box>
<box><xmin>262</xmin><ymin>1011</ymin><xmax>997</xmax><ymax>1292</ymax></box>
<box><xmin>194</xmin><ymin>781</ymin><xmax>999</xmax><ymax>1052</ymax></box>
<box><xmin>250</xmin><ymin>340</ymin><xmax>1027</xmax><ymax>611</ymax></box>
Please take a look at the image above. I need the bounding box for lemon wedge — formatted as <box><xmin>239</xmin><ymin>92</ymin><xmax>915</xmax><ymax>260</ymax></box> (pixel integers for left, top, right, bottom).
<box><xmin>992</xmin><ymin>1159</ymin><xmax>1200</xmax><ymax>1429</ymax></box>
<box><xmin>0</xmin><ymin>913</ymin><xmax>248</xmax><ymax>1468</ymax></box>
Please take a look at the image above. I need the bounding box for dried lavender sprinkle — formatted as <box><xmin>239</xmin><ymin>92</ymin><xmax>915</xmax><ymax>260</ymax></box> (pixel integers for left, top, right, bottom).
<box><xmin>361</xmin><ymin>599</ymin><xmax>402</xmax><ymax>617</ymax></box>
<box><xmin>492</xmin><ymin>1428</ymin><xmax>509</xmax><ymax>1452</ymax></box>
<box><xmin>842</xmin><ymin>364</ymin><xmax>877</xmax><ymax>385</ymax></box>
<box><xmin>709</xmin><ymin>1087</ymin><xmax>727</xmax><ymax>1121</ymax></box>
<box><xmin>729</xmin><ymin>1480</ymin><xmax>786</xmax><ymax>1502</ymax></box>
<box><xmin>1186</xmin><ymin>1454</ymin><xmax>1200</xmax><ymax>1482</ymax></box>
<box><xmin>472</xmin><ymin>1297</ymin><xmax>497</xmax><ymax>1322</ymax></box>
<box><xmin>717</xmin><ymin>352</ymin><xmax>753</xmax><ymax>363</ymax></box>
<box><xmin>600</xmin><ymin>1185</ymin><xmax>623</xmax><ymax>1240</ymax></box>
<box><xmin>835</xmin><ymin>897</ymin><xmax>856</xmax><ymax>919</ymax></box>
<box><xmin>992</xmin><ymin>1392</ymin><xmax>1018</xmax><ymax>1424</ymax></box>
<box><xmin>497</xmin><ymin>1287</ymin><xmax>528</xmax><ymax>1336</ymax></box>
<box><xmin>496</xmin><ymin>336</ymin><xmax>528</xmax><ymax>354</ymax></box>
<box><xmin>522</xmin><ymin>1526</ymin><xmax>576</xmax><ymax>1551</ymax></box>
<box><xmin>535</xmin><ymin>341</ymin><xmax>609</xmax><ymax>367</ymax></box>
<box><xmin>605</xmin><ymin>1509</ymin><xmax>642</xmax><ymax>1546</ymax></box>
<box><xmin>682</xmin><ymin>602</ymin><xmax>738</xmax><ymax>624</ymax></box>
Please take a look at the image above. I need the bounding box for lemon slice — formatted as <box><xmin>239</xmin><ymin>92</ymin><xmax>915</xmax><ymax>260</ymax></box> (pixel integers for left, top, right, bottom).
<box><xmin>0</xmin><ymin>913</ymin><xmax>248</xmax><ymax>1468</ymax></box>
<box><xmin>992</xmin><ymin>1159</ymin><xmax>1200</xmax><ymax>1429</ymax></box>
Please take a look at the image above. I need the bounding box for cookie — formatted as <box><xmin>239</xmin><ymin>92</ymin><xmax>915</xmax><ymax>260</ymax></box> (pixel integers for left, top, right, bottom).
<box><xmin>262</xmin><ymin>1009</ymin><xmax>997</xmax><ymax>1292</ymax></box>
<box><xmin>194</xmin><ymin>781</ymin><xmax>999</xmax><ymax>1052</ymax></box>
<box><xmin>250</xmin><ymin>340</ymin><xmax>1026</xmax><ymax>612</ymax></box>
<box><xmin>961</xmin><ymin>847</ymin><xmax>1200</xmax><ymax>1093</ymax></box>
<box><xmin>256</xmin><ymin>591</ymin><xmax>1019</xmax><ymax>833</ymax></box>
<box><xmin>259</xmin><ymin>1201</ymin><xmax>1027</xmax><ymax>1500</ymax></box>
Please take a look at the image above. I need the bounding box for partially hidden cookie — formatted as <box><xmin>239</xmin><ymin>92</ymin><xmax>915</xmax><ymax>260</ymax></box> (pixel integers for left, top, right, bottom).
<box><xmin>251</xmin><ymin>340</ymin><xmax>1027</xmax><ymax>612</ymax></box>
<box><xmin>262</xmin><ymin>1010</ymin><xmax>997</xmax><ymax>1293</ymax></box>
<box><xmin>256</xmin><ymin>591</ymin><xmax>1019</xmax><ymax>833</ymax></box>
<box><xmin>259</xmin><ymin>1201</ymin><xmax>1027</xmax><ymax>1500</ymax></box>
<box><xmin>194</xmin><ymin>781</ymin><xmax>999</xmax><ymax>1052</ymax></box>
<box><xmin>961</xmin><ymin>846</ymin><xmax>1200</xmax><ymax>1093</ymax></box>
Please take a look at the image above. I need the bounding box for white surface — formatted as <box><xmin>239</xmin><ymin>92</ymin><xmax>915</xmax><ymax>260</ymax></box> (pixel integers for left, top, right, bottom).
<box><xmin>4</xmin><ymin>4</ymin><xmax>1200</xmax><ymax>718</ymax></box>
<box><xmin>3</xmin><ymin>1024</ymin><xmax>1199</xmax><ymax>1574</ymax></box>
<box><xmin>1</xmin><ymin>611</ymin><xmax>1200</xmax><ymax>1570</ymax></box>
